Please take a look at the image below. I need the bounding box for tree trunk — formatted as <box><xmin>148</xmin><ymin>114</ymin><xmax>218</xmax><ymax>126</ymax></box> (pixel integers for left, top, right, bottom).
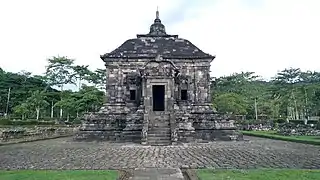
<box><xmin>22</xmin><ymin>114</ymin><xmax>24</xmax><ymax>120</ymax></box>
<box><xmin>67</xmin><ymin>113</ymin><xmax>70</xmax><ymax>122</ymax></box>
<box><xmin>51</xmin><ymin>101</ymin><xmax>54</xmax><ymax>118</ymax></box>
<box><xmin>60</xmin><ymin>108</ymin><xmax>63</xmax><ymax>119</ymax></box>
<box><xmin>304</xmin><ymin>87</ymin><xmax>308</xmax><ymax>119</ymax></box>
<box><xmin>254</xmin><ymin>98</ymin><xmax>258</xmax><ymax>121</ymax></box>
<box><xmin>78</xmin><ymin>77</ymin><xmax>82</xmax><ymax>91</ymax></box>
<box><xmin>291</xmin><ymin>90</ymin><xmax>299</xmax><ymax>120</ymax></box>
<box><xmin>76</xmin><ymin>111</ymin><xmax>79</xmax><ymax>118</ymax></box>
<box><xmin>60</xmin><ymin>86</ymin><xmax>63</xmax><ymax>119</ymax></box>
<box><xmin>36</xmin><ymin>107</ymin><xmax>40</xmax><ymax>120</ymax></box>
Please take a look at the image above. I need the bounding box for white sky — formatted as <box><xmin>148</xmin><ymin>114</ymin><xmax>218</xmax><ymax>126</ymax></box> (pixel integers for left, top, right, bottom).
<box><xmin>0</xmin><ymin>0</ymin><xmax>319</xmax><ymax>80</ymax></box>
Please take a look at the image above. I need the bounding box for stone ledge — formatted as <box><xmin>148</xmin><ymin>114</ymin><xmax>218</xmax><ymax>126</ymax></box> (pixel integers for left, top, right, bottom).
<box><xmin>0</xmin><ymin>134</ymin><xmax>74</xmax><ymax>146</ymax></box>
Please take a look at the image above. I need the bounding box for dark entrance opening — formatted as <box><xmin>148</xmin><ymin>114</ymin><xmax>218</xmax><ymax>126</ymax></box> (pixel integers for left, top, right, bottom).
<box><xmin>181</xmin><ymin>90</ymin><xmax>188</xmax><ymax>100</ymax></box>
<box><xmin>129</xmin><ymin>90</ymin><xmax>136</xmax><ymax>100</ymax></box>
<box><xmin>152</xmin><ymin>85</ymin><xmax>165</xmax><ymax>111</ymax></box>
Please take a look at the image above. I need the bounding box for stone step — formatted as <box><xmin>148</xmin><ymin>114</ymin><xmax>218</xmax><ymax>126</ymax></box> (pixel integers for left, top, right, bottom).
<box><xmin>148</xmin><ymin>140</ymin><xmax>172</xmax><ymax>146</ymax></box>
<box><xmin>149</xmin><ymin>126</ymin><xmax>170</xmax><ymax>129</ymax></box>
<box><xmin>148</xmin><ymin>131</ymin><xmax>171</xmax><ymax>135</ymax></box>
<box><xmin>148</xmin><ymin>136</ymin><xmax>171</xmax><ymax>142</ymax></box>
<box><xmin>148</xmin><ymin>131</ymin><xmax>171</xmax><ymax>134</ymax></box>
<box><xmin>149</xmin><ymin>127</ymin><xmax>171</xmax><ymax>130</ymax></box>
<box><xmin>148</xmin><ymin>127</ymin><xmax>170</xmax><ymax>130</ymax></box>
<box><xmin>148</xmin><ymin>130</ymin><xmax>171</xmax><ymax>133</ymax></box>
<box><xmin>151</xmin><ymin>122</ymin><xmax>170</xmax><ymax>126</ymax></box>
<box><xmin>148</xmin><ymin>133</ymin><xmax>171</xmax><ymax>137</ymax></box>
<box><xmin>149</xmin><ymin>126</ymin><xmax>171</xmax><ymax>129</ymax></box>
<box><xmin>148</xmin><ymin>138</ymin><xmax>171</xmax><ymax>141</ymax></box>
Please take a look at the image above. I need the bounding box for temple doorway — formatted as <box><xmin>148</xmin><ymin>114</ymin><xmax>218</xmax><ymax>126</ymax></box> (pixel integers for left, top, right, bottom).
<box><xmin>152</xmin><ymin>85</ymin><xmax>165</xmax><ymax>111</ymax></box>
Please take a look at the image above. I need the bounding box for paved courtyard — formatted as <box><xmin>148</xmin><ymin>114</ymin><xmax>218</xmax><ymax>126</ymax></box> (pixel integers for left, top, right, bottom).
<box><xmin>0</xmin><ymin>136</ymin><xmax>319</xmax><ymax>170</ymax></box>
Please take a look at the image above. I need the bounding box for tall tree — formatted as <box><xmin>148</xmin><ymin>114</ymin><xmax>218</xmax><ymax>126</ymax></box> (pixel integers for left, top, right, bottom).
<box><xmin>271</xmin><ymin>68</ymin><xmax>302</xmax><ymax>120</ymax></box>
<box><xmin>54</xmin><ymin>91</ymin><xmax>76</xmax><ymax>122</ymax></box>
<box><xmin>45</xmin><ymin>56</ymin><xmax>75</xmax><ymax>118</ymax></box>
<box><xmin>72</xmin><ymin>65</ymin><xmax>91</xmax><ymax>91</ymax></box>
<box><xmin>85</xmin><ymin>68</ymin><xmax>107</xmax><ymax>91</ymax></box>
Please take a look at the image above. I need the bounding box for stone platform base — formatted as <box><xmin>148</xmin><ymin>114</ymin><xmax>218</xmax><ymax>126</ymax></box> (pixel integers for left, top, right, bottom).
<box><xmin>73</xmin><ymin>129</ymin><xmax>243</xmax><ymax>145</ymax></box>
<box><xmin>74</xmin><ymin>130</ymin><xmax>142</xmax><ymax>143</ymax></box>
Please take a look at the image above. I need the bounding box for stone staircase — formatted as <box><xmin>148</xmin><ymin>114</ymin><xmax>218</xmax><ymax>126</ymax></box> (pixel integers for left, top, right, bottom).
<box><xmin>147</xmin><ymin>113</ymin><xmax>172</xmax><ymax>146</ymax></box>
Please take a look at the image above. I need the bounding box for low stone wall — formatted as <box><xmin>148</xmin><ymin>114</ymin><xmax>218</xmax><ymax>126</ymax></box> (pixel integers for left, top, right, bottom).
<box><xmin>195</xmin><ymin>129</ymin><xmax>243</xmax><ymax>142</ymax></box>
<box><xmin>277</xmin><ymin>123</ymin><xmax>320</xmax><ymax>136</ymax></box>
<box><xmin>0</xmin><ymin>126</ymin><xmax>77</xmax><ymax>145</ymax></box>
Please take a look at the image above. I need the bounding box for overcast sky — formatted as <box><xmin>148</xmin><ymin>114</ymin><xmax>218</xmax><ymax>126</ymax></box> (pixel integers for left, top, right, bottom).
<box><xmin>0</xmin><ymin>0</ymin><xmax>319</xmax><ymax>80</ymax></box>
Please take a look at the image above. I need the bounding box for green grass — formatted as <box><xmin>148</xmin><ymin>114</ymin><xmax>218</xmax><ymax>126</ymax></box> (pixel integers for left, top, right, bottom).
<box><xmin>0</xmin><ymin>170</ymin><xmax>118</xmax><ymax>180</ymax></box>
<box><xmin>241</xmin><ymin>130</ymin><xmax>320</xmax><ymax>145</ymax></box>
<box><xmin>197</xmin><ymin>169</ymin><xmax>320</xmax><ymax>180</ymax></box>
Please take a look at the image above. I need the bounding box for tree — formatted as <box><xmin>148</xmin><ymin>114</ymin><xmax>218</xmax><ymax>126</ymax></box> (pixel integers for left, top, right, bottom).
<box><xmin>13</xmin><ymin>103</ymin><xmax>29</xmax><ymax>120</ymax></box>
<box><xmin>75</xmin><ymin>85</ymin><xmax>105</xmax><ymax>113</ymax></box>
<box><xmin>54</xmin><ymin>92</ymin><xmax>76</xmax><ymax>122</ymax></box>
<box><xmin>0</xmin><ymin>69</ymin><xmax>53</xmax><ymax>116</ymax></box>
<box><xmin>212</xmin><ymin>71</ymin><xmax>266</xmax><ymax>118</ymax></box>
<box><xmin>45</xmin><ymin>56</ymin><xmax>75</xmax><ymax>118</ymax></box>
<box><xmin>26</xmin><ymin>90</ymin><xmax>49</xmax><ymax>120</ymax></box>
<box><xmin>213</xmin><ymin>93</ymin><xmax>247</xmax><ymax>115</ymax></box>
<box><xmin>72</xmin><ymin>65</ymin><xmax>91</xmax><ymax>91</ymax></box>
<box><xmin>18</xmin><ymin>70</ymin><xmax>32</xmax><ymax>91</ymax></box>
<box><xmin>85</xmin><ymin>68</ymin><xmax>107</xmax><ymax>91</ymax></box>
<box><xmin>270</xmin><ymin>68</ymin><xmax>302</xmax><ymax>120</ymax></box>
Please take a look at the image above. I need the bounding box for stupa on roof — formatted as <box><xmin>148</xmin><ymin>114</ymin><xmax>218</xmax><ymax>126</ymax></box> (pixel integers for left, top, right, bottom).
<box><xmin>75</xmin><ymin>9</ymin><xmax>242</xmax><ymax>145</ymax></box>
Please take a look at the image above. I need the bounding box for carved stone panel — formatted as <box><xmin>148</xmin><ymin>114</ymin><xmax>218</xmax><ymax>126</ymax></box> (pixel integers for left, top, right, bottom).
<box><xmin>140</xmin><ymin>59</ymin><xmax>179</xmax><ymax>78</ymax></box>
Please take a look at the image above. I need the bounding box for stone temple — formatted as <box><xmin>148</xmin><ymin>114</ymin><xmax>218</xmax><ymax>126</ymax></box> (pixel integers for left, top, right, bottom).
<box><xmin>75</xmin><ymin>10</ymin><xmax>242</xmax><ymax>145</ymax></box>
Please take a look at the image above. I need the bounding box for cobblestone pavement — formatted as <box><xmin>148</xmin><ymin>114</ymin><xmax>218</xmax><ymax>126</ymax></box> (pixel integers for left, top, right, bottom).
<box><xmin>0</xmin><ymin>136</ymin><xmax>319</xmax><ymax>170</ymax></box>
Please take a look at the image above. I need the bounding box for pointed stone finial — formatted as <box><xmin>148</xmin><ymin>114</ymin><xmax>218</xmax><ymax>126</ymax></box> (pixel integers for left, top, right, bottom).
<box><xmin>156</xmin><ymin>6</ymin><xmax>159</xmax><ymax>19</ymax></box>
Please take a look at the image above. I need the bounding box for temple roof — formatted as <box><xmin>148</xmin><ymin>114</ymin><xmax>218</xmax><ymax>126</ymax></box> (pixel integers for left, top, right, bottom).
<box><xmin>101</xmin><ymin>10</ymin><xmax>214</xmax><ymax>60</ymax></box>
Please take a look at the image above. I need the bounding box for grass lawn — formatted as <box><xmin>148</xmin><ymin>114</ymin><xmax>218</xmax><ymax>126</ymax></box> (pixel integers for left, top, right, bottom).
<box><xmin>241</xmin><ymin>130</ymin><xmax>320</xmax><ymax>145</ymax></box>
<box><xmin>197</xmin><ymin>169</ymin><xmax>320</xmax><ymax>180</ymax></box>
<box><xmin>0</xmin><ymin>170</ymin><xmax>118</xmax><ymax>180</ymax></box>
